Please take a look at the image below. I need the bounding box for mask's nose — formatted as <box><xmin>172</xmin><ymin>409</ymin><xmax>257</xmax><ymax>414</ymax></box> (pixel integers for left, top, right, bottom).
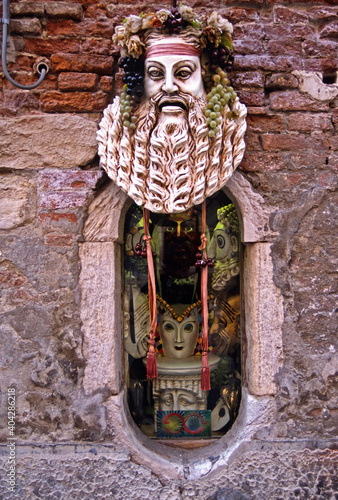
<box><xmin>162</xmin><ymin>71</ymin><xmax>178</xmax><ymax>94</ymax></box>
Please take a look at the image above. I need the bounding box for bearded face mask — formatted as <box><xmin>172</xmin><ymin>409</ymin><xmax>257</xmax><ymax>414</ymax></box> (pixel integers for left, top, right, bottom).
<box><xmin>97</xmin><ymin>31</ymin><xmax>247</xmax><ymax>214</ymax></box>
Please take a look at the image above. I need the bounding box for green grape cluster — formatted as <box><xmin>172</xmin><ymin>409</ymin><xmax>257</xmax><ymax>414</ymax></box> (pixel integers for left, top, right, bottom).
<box><xmin>120</xmin><ymin>84</ymin><xmax>137</xmax><ymax>130</ymax></box>
<box><xmin>203</xmin><ymin>67</ymin><xmax>237</xmax><ymax>138</ymax></box>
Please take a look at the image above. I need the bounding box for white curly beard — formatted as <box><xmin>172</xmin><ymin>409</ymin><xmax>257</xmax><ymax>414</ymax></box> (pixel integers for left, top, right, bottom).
<box><xmin>97</xmin><ymin>92</ymin><xmax>247</xmax><ymax>213</ymax></box>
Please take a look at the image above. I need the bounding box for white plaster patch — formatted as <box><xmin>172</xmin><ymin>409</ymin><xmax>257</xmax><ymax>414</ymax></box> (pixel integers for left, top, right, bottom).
<box><xmin>293</xmin><ymin>71</ymin><xmax>338</xmax><ymax>101</ymax></box>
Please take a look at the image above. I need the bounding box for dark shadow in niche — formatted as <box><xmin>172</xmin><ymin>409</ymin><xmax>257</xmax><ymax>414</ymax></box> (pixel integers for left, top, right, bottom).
<box><xmin>123</xmin><ymin>190</ymin><xmax>242</xmax><ymax>445</ymax></box>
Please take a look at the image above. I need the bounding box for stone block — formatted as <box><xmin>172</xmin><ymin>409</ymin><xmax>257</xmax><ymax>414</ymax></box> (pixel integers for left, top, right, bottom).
<box><xmin>10</xmin><ymin>3</ymin><xmax>45</xmax><ymax>16</ymax></box>
<box><xmin>224</xmin><ymin>171</ymin><xmax>278</xmax><ymax>243</ymax></box>
<box><xmin>58</xmin><ymin>72</ymin><xmax>98</xmax><ymax>91</ymax></box>
<box><xmin>244</xmin><ymin>242</ymin><xmax>284</xmax><ymax>395</ymax></box>
<box><xmin>10</xmin><ymin>18</ymin><xmax>42</xmax><ymax>36</ymax></box>
<box><xmin>0</xmin><ymin>176</ymin><xmax>36</xmax><ymax>229</ymax></box>
<box><xmin>0</xmin><ymin>114</ymin><xmax>98</xmax><ymax>169</ymax></box>
<box><xmin>265</xmin><ymin>73</ymin><xmax>299</xmax><ymax>91</ymax></box>
<box><xmin>84</xmin><ymin>181</ymin><xmax>129</xmax><ymax>243</ymax></box>
<box><xmin>80</xmin><ymin>242</ymin><xmax>123</xmax><ymax>395</ymax></box>
<box><xmin>45</xmin><ymin>2</ymin><xmax>83</xmax><ymax>20</ymax></box>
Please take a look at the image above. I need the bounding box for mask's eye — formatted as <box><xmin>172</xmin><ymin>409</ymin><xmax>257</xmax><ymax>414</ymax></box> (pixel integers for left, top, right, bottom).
<box><xmin>164</xmin><ymin>322</ymin><xmax>175</xmax><ymax>333</ymax></box>
<box><xmin>184</xmin><ymin>225</ymin><xmax>193</xmax><ymax>233</ymax></box>
<box><xmin>175</xmin><ymin>68</ymin><xmax>193</xmax><ymax>79</ymax></box>
<box><xmin>147</xmin><ymin>68</ymin><xmax>164</xmax><ymax>80</ymax></box>
<box><xmin>166</xmin><ymin>226</ymin><xmax>175</xmax><ymax>232</ymax></box>
<box><xmin>183</xmin><ymin>323</ymin><xmax>194</xmax><ymax>333</ymax></box>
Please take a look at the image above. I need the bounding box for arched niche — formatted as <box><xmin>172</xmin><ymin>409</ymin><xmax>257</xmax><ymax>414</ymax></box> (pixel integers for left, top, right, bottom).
<box><xmin>79</xmin><ymin>170</ymin><xmax>283</xmax><ymax>480</ymax></box>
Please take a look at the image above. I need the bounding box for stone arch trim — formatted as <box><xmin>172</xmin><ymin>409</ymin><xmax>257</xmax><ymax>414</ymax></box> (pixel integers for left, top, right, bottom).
<box><xmin>79</xmin><ymin>173</ymin><xmax>284</xmax><ymax>478</ymax></box>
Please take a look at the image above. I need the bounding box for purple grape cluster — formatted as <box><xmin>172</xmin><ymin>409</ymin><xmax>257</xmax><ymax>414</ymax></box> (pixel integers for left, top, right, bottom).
<box><xmin>135</xmin><ymin>243</ymin><xmax>156</xmax><ymax>259</ymax></box>
<box><xmin>209</xmin><ymin>46</ymin><xmax>234</xmax><ymax>73</ymax></box>
<box><xmin>195</xmin><ymin>252</ymin><xmax>214</xmax><ymax>269</ymax></box>
<box><xmin>164</xmin><ymin>8</ymin><xmax>188</xmax><ymax>34</ymax></box>
<box><xmin>119</xmin><ymin>56</ymin><xmax>144</xmax><ymax>98</ymax></box>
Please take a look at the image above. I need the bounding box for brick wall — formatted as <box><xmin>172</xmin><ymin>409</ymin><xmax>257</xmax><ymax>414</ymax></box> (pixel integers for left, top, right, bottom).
<box><xmin>0</xmin><ymin>1</ymin><xmax>337</xmax><ymax>497</ymax></box>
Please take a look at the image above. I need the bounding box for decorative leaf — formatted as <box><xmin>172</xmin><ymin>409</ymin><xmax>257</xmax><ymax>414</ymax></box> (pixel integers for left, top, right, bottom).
<box><xmin>221</xmin><ymin>33</ymin><xmax>233</xmax><ymax>52</ymax></box>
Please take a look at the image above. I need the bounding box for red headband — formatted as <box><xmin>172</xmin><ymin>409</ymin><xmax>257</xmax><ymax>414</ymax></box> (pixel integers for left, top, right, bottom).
<box><xmin>145</xmin><ymin>43</ymin><xmax>201</xmax><ymax>59</ymax></box>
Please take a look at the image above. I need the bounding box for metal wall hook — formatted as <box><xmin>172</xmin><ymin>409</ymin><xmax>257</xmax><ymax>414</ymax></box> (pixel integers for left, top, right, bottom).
<box><xmin>1</xmin><ymin>0</ymin><xmax>48</xmax><ymax>89</ymax></box>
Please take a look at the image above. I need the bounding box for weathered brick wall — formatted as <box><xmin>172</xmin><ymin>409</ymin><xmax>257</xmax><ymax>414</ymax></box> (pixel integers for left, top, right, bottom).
<box><xmin>0</xmin><ymin>0</ymin><xmax>337</xmax><ymax>497</ymax></box>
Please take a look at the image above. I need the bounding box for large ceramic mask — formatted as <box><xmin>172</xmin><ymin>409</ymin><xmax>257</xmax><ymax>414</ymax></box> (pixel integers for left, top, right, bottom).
<box><xmin>97</xmin><ymin>7</ymin><xmax>247</xmax><ymax>214</ymax></box>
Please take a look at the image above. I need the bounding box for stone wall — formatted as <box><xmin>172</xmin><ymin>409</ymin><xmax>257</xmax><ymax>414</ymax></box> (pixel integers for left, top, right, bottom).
<box><xmin>0</xmin><ymin>0</ymin><xmax>337</xmax><ymax>498</ymax></box>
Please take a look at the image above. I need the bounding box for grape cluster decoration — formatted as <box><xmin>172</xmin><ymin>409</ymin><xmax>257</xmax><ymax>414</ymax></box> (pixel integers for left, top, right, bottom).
<box><xmin>118</xmin><ymin>56</ymin><xmax>144</xmax><ymax>129</ymax></box>
<box><xmin>113</xmin><ymin>6</ymin><xmax>238</xmax><ymax>133</ymax></box>
<box><xmin>163</xmin><ymin>8</ymin><xmax>188</xmax><ymax>34</ymax></box>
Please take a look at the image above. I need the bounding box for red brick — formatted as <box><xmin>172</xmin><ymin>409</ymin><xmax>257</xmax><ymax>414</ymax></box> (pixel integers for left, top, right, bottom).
<box><xmin>233</xmin><ymin>23</ymin><xmax>265</xmax><ymax>40</ymax></box>
<box><xmin>23</xmin><ymin>38</ymin><xmax>80</xmax><ymax>56</ymax></box>
<box><xmin>241</xmin><ymin>152</ymin><xmax>285</xmax><ymax>172</ymax></box>
<box><xmin>39</xmin><ymin>171</ymin><xmax>102</xmax><ymax>190</ymax></box>
<box><xmin>10</xmin><ymin>3</ymin><xmax>45</xmax><ymax>16</ymax></box>
<box><xmin>247</xmin><ymin>106</ymin><xmax>269</xmax><ymax>115</ymax></box>
<box><xmin>83</xmin><ymin>3</ymin><xmax>110</xmax><ymax>19</ymax></box>
<box><xmin>3</xmin><ymin>73</ymin><xmax>57</xmax><ymax>91</ymax></box>
<box><xmin>270</xmin><ymin>91</ymin><xmax>330</xmax><ymax>112</ymax></box>
<box><xmin>303</xmin><ymin>58</ymin><xmax>338</xmax><ymax>72</ymax></box>
<box><xmin>264</xmin><ymin>24</ymin><xmax>315</xmax><ymax>41</ymax></box>
<box><xmin>58</xmin><ymin>72</ymin><xmax>98</xmax><ymax>91</ymax></box>
<box><xmin>82</xmin><ymin>39</ymin><xmax>118</xmax><ymax>56</ymax></box>
<box><xmin>267</xmin><ymin>40</ymin><xmax>302</xmax><ymax>56</ymax></box>
<box><xmin>247</xmin><ymin>114</ymin><xmax>285</xmax><ymax>133</ymax></box>
<box><xmin>261</xmin><ymin>133</ymin><xmax>309</xmax><ymax>151</ymax></box>
<box><xmin>234</xmin><ymin>55</ymin><xmax>302</xmax><ymax>72</ymax></box>
<box><xmin>273</xmin><ymin>6</ymin><xmax>308</xmax><ymax>24</ymax></box>
<box><xmin>287</xmin><ymin>113</ymin><xmax>333</xmax><ymax>132</ymax></box>
<box><xmin>303</xmin><ymin>40</ymin><xmax>338</xmax><ymax>58</ymax></box>
<box><xmin>39</xmin><ymin>192</ymin><xmax>91</xmax><ymax>210</ymax></box>
<box><xmin>234</xmin><ymin>55</ymin><xmax>277</xmax><ymax>72</ymax></box>
<box><xmin>308</xmin><ymin>6</ymin><xmax>338</xmax><ymax>21</ymax></box>
<box><xmin>236</xmin><ymin>90</ymin><xmax>265</xmax><ymax>106</ymax></box>
<box><xmin>45</xmin><ymin>2</ymin><xmax>83</xmax><ymax>20</ymax></box>
<box><xmin>10</xmin><ymin>18</ymin><xmax>42</xmax><ymax>36</ymax></box>
<box><xmin>7</xmin><ymin>55</ymin><xmax>36</xmax><ymax>72</ymax></box>
<box><xmin>47</xmin><ymin>19</ymin><xmax>114</xmax><ymax>38</ymax></box>
<box><xmin>219</xmin><ymin>7</ymin><xmax>260</xmax><ymax>24</ymax></box>
<box><xmin>39</xmin><ymin>213</ymin><xmax>78</xmax><ymax>232</ymax></box>
<box><xmin>51</xmin><ymin>53</ymin><xmax>114</xmax><ymax>75</ymax></box>
<box><xmin>44</xmin><ymin>234</ymin><xmax>74</xmax><ymax>247</ymax></box>
<box><xmin>114</xmin><ymin>71</ymin><xmax>124</xmax><ymax>95</ymax></box>
<box><xmin>319</xmin><ymin>21</ymin><xmax>338</xmax><ymax>39</ymax></box>
<box><xmin>232</xmin><ymin>72</ymin><xmax>264</xmax><ymax>89</ymax></box>
<box><xmin>233</xmin><ymin>39</ymin><xmax>264</xmax><ymax>55</ymax></box>
<box><xmin>244</xmin><ymin>131</ymin><xmax>262</xmax><ymax>151</ymax></box>
<box><xmin>39</xmin><ymin>213</ymin><xmax>78</xmax><ymax>225</ymax></box>
<box><xmin>100</xmin><ymin>76</ymin><xmax>113</xmax><ymax>93</ymax></box>
<box><xmin>40</xmin><ymin>91</ymin><xmax>108</xmax><ymax>112</ymax></box>
<box><xmin>268</xmin><ymin>0</ymin><xmax>337</xmax><ymax>4</ymax></box>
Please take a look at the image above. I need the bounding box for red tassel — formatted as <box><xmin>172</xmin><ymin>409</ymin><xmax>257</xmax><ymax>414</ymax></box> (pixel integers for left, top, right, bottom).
<box><xmin>147</xmin><ymin>344</ymin><xmax>158</xmax><ymax>380</ymax></box>
<box><xmin>201</xmin><ymin>352</ymin><xmax>210</xmax><ymax>391</ymax></box>
<box><xmin>143</xmin><ymin>207</ymin><xmax>158</xmax><ymax>381</ymax></box>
